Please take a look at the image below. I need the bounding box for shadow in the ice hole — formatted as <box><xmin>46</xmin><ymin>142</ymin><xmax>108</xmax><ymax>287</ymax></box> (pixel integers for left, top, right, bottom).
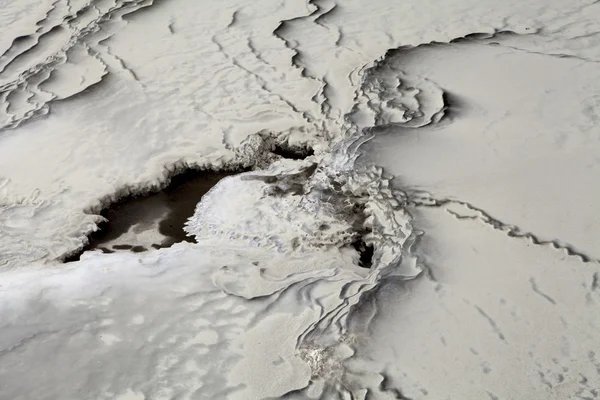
<box><xmin>64</xmin><ymin>169</ymin><xmax>240</xmax><ymax>262</ymax></box>
<box><xmin>64</xmin><ymin>143</ymin><xmax>316</xmax><ymax>262</ymax></box>
<box><xmin>352</xmin><ymin>237</ymin><xmax>374</xmax><ymax>269</ymax></box>
<box><xmin>271</xmin><ymin>144</ymin><xmax>314</xmax><ymax>160</ymax></box>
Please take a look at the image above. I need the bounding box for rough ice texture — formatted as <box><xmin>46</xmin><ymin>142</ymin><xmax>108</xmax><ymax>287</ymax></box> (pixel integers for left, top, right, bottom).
<box><xmin>2</xmin><ymin>0</ymin><xmax>600</xmax><ymax>399</ymax></box>
<box><xmin>357</xmin><ymin>32</ymin><xmax>600</xmax><ymax>399</ymax></box>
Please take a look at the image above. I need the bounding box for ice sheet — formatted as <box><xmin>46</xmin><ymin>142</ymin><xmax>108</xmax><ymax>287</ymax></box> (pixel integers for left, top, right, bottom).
<box><xmin>2</xmin><ymin>0</ymin><xmax>600</xmax><ymax>398</ymax></box>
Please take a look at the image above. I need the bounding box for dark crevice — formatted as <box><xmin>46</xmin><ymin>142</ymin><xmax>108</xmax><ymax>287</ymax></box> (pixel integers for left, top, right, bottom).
<box><xmin>131</xmin><ymin>245</ymin><xmax>147</xmax><ymax>253</ymax></box>
<box><xmin>352</xmin><ymin>236</ymin><xmax>374</xmax><ymax>269</ymax></box>
<box><xmin>271</xmin><ymin>144</ymin><xmax>314</xmax><ymax>160</ymax></box>
<box><xmin>408</xmin><ymin>194</ymin><xmax>597</xmax><ymax>264</ymax></box>
<box><xmin>63</xmin><ymin>168</ymin><xmax>245</xmax><ymax>262</ymax></box>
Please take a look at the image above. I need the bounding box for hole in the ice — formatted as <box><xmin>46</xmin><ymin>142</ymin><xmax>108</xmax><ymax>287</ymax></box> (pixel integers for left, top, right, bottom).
<box><xmin>64</xmin><ymin>169</ymin><xmax>243</xmax><ymax>262</ymax></box>
<box><xmin>271</xmin><ymin>144</ymin><xmax>314</xmax><ymax>160</ymax></box>
<box><xmin>352</xmin><ymin>237</ymin><xmax>374</xmax><ymax>269</ymax></box>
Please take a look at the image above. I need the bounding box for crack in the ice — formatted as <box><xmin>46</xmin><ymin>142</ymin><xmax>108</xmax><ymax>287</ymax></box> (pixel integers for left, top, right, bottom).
<box><xmin>272</xmin><ymin>22</ymin><xmax>310</xmax><ymax>76</ymax></box>
<box><xmin>0</xmin><ymin>329</ymin><xmax>61</xmax><ymax>358</ymax></box>
<box><xmin>529</xmin><ymin>277</ymin><xmax>557</xmax><ymax>305</ymax></box>
<box><xmin>408</xmin><ymin>194</ymin><xmax>597</xmax><ymax>264</ymax></box>
<box><xmin>99</xmin><ymin>42</ymin><xmax>144</xmax><ymax>87</ymax></box>
<box><xmin>488</xmin><ymin>40</ymin><xmax>600</xmax><ymax>65</ymax></box>
<box><xmin>245</xmin><ymin>38</ymin><xmax>269</xmax><ymax>66</ymax></box>
<box><xmin>473</xmin><ymin>304</ymin><xmax>507</xmax><ymax>342</ymax></box>
<box><xmin>272</xmin><ymin>0</ymin><xmax>340</xmax><ymax>120</ymax></box>
<box><xmin>313</xmin><ymin>0</ymin><xmax>342</xmax><ymax>47</ymax></box>
<box><xmin>211</xmin><ymin>23</ymin><xmax>313</xmax><ymax>123</ymax></box>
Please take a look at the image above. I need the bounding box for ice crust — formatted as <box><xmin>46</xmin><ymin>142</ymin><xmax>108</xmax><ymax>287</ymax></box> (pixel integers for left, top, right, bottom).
<box><xmin>2</xmin><ymin>0</ymin><xmax>600</xmax><ymax>398</ymax></box>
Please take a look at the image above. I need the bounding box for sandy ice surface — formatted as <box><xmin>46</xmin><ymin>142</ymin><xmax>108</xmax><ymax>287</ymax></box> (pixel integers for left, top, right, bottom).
<box><xmin>2</xmin><ymin>0</ymin><xmax>600</xmax><ymax>398</ymax></box>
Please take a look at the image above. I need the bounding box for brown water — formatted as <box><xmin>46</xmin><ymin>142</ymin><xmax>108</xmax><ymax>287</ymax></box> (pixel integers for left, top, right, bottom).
<box><xmin>66</xmin><ymin>170</ymin><xmax>240</xmax><ymax>261</ymax></box>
